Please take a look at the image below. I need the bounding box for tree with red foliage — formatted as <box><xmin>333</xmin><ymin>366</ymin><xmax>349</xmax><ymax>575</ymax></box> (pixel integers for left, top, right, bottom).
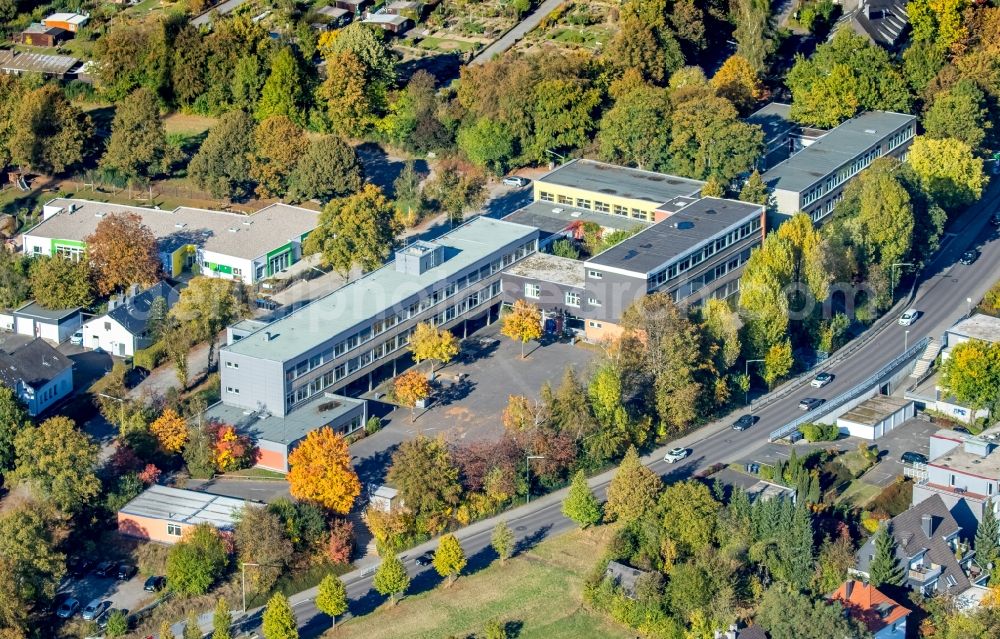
<box><xmin>138</xmin><ymin>464</ymin><xmax>161</xmax><ymax>485</ymax></box>
<box><xmin>206</xmin><ymin>421</ymin><xmax>256</xmax><ymax>472</ymax></box>
<box><xmin>327</xmin><ymin>518</ymin><xmax>355</xmax><ymax>565</ymax></box>
<box><xmin>452</xmin><ymin>436</ymin><xmax>524</xmax><ymax>493</ymax></box>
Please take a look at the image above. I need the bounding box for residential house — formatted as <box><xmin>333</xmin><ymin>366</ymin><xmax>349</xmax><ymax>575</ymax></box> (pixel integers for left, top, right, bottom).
<box><xmin>334</xmin><ymin>0</ymin><xmax>370</xmax><ymax>14</ymax></box>
<box><xmin>0</xmin><ymin>334</ymin><xmax>73</xmax><ymax>416</ymax></box>
<box><xmin>81</xmin><ymin>282</ymin><xmax>179</xmax><ymax>357</ymax></box>
<box><xmin>118</xmin><ymin>485</ymin><xmax>256</xmax><ymax>544</ymax></box>
<box><xmin>855</xmin><ymin>494</ymin><xmax>982</xmax><ymax>595</ymax></box>
<box><xmin>833</xmin><ymin>0</ymin><xmax>909</xmax><ymax>48</ymax></box>
<box><xmin>761</xmin><ymin>111</ymin><xmax>916</xmax><ymax>221</ymax></box>
<box><xmin>313</xmin><ymin>4</ymin><xmax>351</xmax><ymax>28</ymax></box>
<box><xmin>912</xmin><ymin>425</ymin><xmax>1000</xmax><ymax>534</ymax></box>
<box><xmin>23</xmin><ymin>199</ymin><xmax>320</xmax><ymax>285</ymax></box>
<box><xmin>829</xmin><ymin>580</ymin><xmax>910</xmax><ymax>639</ymax></box>
<box><xmin>11</xmin><ymin>301</ymin><xmax>82</xmax><ymax>344</ymax></box>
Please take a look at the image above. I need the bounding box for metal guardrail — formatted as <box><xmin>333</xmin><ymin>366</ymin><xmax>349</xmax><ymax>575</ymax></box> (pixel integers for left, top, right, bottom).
<box><xmin>768</xmin><ymin>336</ymin><xmax>931</xmax><ymax>441</ymax></box>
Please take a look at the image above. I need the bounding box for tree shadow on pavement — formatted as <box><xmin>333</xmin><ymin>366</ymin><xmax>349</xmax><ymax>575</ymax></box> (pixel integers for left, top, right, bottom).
<box><xmin>514</xmin><ymin>523</ymin><xmax>552</xmax><ymax>555</ymax></box>
<box><xmin>355</xmin><ymin>446</ymin><xmax>398</xmax><ymax>489</ymax></box>
<box><xmin>659</xmin><ymin>456</ymin><xmax>702</xmax><ymax>484</ymax></box>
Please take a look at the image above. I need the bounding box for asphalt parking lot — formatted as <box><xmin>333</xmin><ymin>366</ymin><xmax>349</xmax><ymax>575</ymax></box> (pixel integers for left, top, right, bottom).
<box><xmin>57</xmin><ymin>567</ymin><xmax>156</xmax><ymax>628</ymax></box>
<box><xmin>861</xmin><ymin>417</ymin><xmax>939</xmax><ymax>486</ymax></box>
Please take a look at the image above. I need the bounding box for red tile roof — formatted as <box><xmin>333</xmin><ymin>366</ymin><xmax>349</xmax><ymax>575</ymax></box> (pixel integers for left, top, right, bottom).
<box><xmin>830</xmin><ymin>580</ymin><xmax>910</xmax><ymax>633</ymax></box>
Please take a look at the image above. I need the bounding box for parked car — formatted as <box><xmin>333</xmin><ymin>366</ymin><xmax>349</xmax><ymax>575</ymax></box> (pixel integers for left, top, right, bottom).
<box><xmin>502</xmin><ymin>176</ymin><xmax>530</xmax><ymax>187</ymax></box>
<box><xmin>93</xmin><ymin>561</ymin><xmax>115</xmax><ymax>577</ymax></box>
<box><xmin>898</xmin><ymin>309</ymin><xmax>919</xmax><ymax>326</ymax></box>
<box><xmin>900</xmin><ymin>451</ymin><xmax>928</xmax><ymax>465</ymax></box>
<box><xmin>798</xmin><ymin>397</ymin><xmax>825</xmax><ymax>411</ymax></box>
<box><xmin>953</xmin><ymin>426</ymin><xmax>971</xmax><ymax>435</ymax></box>
<box><xmin>117</xmin><ymin>564</ymin><xmax>137</xmax><ymax>581</ymax></box>
<box><xmin>959</xmin><ymin>250</ymin><xmax>979</xmax><ymax>265</ymax></box>
<box><xmin>70</xmin><ymin>330</ymin><xmax>84</xmax><ymax>346</ymax></box>
<box><xmin>810</xmin><ymin>372</ymin><xmax>834</xmax><ymax>388</ymax></box>
<box><xmin>732</xmin><ymin>415</ymin><xmax>755</xmax><ymax>431</ymax></box>
<box><xmin>82</xmin><ymin>599</ymin><xmax>106</xmax><ymax>621</ymax></box>
<box><xmin>68</xmin><ymin>557</ymin><xmax>94</xmax><ymax>578</ymax></box>
<box><xmin>414</xmin><ymin>551</ymin><xmax>434</xmax><ymax>566</ymax></box>
<box><xmin>143</xmin><ymin>575</ymin><xmax>166</xmax><ymax>592</ymax></box>
<box><xmin>56</xmin><ymin>597</ymin><xmax>80</xmax><ymax>619</ymax></box>
<box><xmin>663</xmin><ymin>447</ymin><xmax>690</xmax><ymax>463</ymax></box>
<box><xmin>991</xmin><ymin>213</ymin><xmax>1000</xmax><ymax>227</ymax></box>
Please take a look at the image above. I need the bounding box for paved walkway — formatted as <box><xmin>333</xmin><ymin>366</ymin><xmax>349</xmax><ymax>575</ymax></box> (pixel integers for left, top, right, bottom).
<box><xmin>469</xmin><ymin>0</ymin><xmax>564</xmax><ymax>65</ymax></box>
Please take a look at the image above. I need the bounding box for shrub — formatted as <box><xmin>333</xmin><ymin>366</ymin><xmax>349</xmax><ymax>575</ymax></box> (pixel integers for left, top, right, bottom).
<box><xmin>869</xmin><ymin>478</ymin><xmax>913</xmax><ymax>518</ymax></box>
<box><xmin>365</xmin><ymin>416</ymin><xmax>382</xmax><ymax>435</ymax></box>
<box><xmin>799</xmin><ymin>422</ymin><xmax>840</xmax><ymax>442</ymax></box>
<box><xmin>982</xmin><ymin>280</ymin><xmax>1000</xmax><ymax>316</ymax></box>
<box><xmin>134</xmin><ymin>341</ymin><xmax>168</xmax><ymax>371</ymax></box>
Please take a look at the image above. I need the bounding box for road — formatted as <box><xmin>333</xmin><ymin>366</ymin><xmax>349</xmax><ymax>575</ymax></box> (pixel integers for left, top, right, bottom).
<box><xmin>180</xmin><ymin>181</ymin><xmax>1000</xmax><ymax>638</ymax></box>
<box><xmin>469</xmin><ymin>0</ymin><xmax>565</xmax><ymax>65</ymax></box>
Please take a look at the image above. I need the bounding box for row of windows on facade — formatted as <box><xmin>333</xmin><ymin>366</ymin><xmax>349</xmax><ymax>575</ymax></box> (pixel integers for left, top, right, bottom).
<box><xmin>801</xmin><ymin>125</ymin><xmax>913</xmax><ymax>207</ymax></box>
<box><xmin>648</xmin><ymin>217</ymin><xmax>760</xmax><ymax>286</ymax></box>
<box><xmin>27</xmin><ymin>378</ymin><xmax>66</xmax><ymax>403</ymax></box>
<box><xmin>278</xmin><ymin>280</ymin><xmax>504</xmax><ymax>410</ymax></box>
<box><xmin>280</xmin><ymin>241</ymin><xmax>534</xmax><ymax>384</ymax></box>
<box><xmin>537</xmin><ymin>192</ymin><xmax>653</xmax><ymax>220</ymax></box>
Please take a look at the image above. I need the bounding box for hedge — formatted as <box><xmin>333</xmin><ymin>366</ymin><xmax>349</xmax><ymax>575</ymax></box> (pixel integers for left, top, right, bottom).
<box><xmin>799</xmin><ymin>422</ymin><xmax>840</xmax><ymax>442</ymax></box>
<box><xmin>134</xmin><ymin>341</ymin><xmax>168</xmax><ymax>371</ymax></box>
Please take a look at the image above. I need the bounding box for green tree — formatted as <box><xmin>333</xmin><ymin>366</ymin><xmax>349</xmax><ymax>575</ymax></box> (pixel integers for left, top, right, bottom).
<box><xmin>668</xmin><ymin>95</ymin><xmax>764</xmax><ymax>181</ymax></box>
<box><xmin>868</xmin><ymin>523</ymin><xmax>905</xmax><ymax>587</ymax></box>
<box><xmin>13</xmin><ymin>416</ymin><xmax>99</xmax><ymax>512</ymax></box>
<box><xmin>604</xmin><ymin>11</ymin><xmax>684</xmax><ymax>84</ymax></box>
<box><xmin>235</xmin><ymin>506</ymin><xmax>294</xmax><ymax>594</ymax></box>
<box><xmin>250</xmin><ymin>116</ymin><xmax>309</xmax><ymax>199</ymax></box>
<box><xmin>975</xmin><ymin>506</ymin><xmax>1000</xmax><ymax>582</ymax></box>
<box><xmin>184</xmin><ymin>610</ymin><xmax>201</xmax><ymax>639</ymax></box>
<box><xmin>317</xmin><ymin>52</ymin><xmax>374</xmax><ymax>138</ymax></box>
<box><xmin>170</xmin><ymin>276</ymin><xmax>247</xmax><ymax>367</ymax></box>
<box><xmin>658</xmin><ymin>481</ymin><xmax>721</xmax><ymax>555</ymax></box>
<box><xmin>212</xmin><ymin>598</ymin><xmax>232</xmax><ymax>639</ymax></box>
<box><xmin>0</xmin><ymin>501</ymin><xmax>65</xmax><ymax>608</ymax></box>
<box><xmin>373</xmin><ymin>554</ymin><xmax>410</xmax><ymax>605</ymax></box>
<box><xmin>902</xmin><ymin>40</ymin><xmax>945</xmax><ymax>94</ymax></box>
<box><xmin>101</xmin><ymin>87</ymin><xmax>167</xmax><ymax>181</ymax></box>
<box><xmin>86</xmin><ymin>211</ymin><xmax>162</xmax><ymax>296</ymax></box>
<box><xmin>9</xmin><ymin>85</ymin><xmax>92</xmax><ymax>175</ymax></box>
<box><xmin>923</xmin><ymin>80</ymin><xmax>990</xmax><ymax>149</ymax></box>
<box><xmin>457</xmin><ymin>118</ymin><xmax>515</xmax><ymax>176</ymax></box>
<box><xmin>812</xmin><ymin>533</ymin><xmax>857</xmax><ymax>593</ymax></box>
<box><xmin>286</xmin><ymin>135</ymin><xmax>364</xmax><ymax>204</ymax></box>
<box><xmin>166</xmin><ymin>523</ymin><xmax>230</xmax><ymax>595</ymax></box>
<box><xmin>0</xmin><ymin>249</ymin><xmax>31</xmax><ymax>311</ymax></box>
<box><xmin>562</xmin><ymin>470</ymin><xmax>602</xmax><ymax>529</ymax></box>
<box><xmin>940</xmin><ymin>340</ymin><xmax>1000</xmax><ymax>414</ymax></box>
<box><xmin>598</xmin><ymin>73</ymin><xmax>673</xmax><ymax>170</ymax></box>
<box><xmin>731</xmin><ymin>0</ymin><xmax>777</xmax><ymax>72</ymax></box>
<box><xmin>426</xmin><ymin>161</ymin><xmax>487</xmax><ymax>225</ymax></box>
<box><xmin>189</xmin><ymin>110</ymin><xmax>256</xmax><ymax>199</ymax></box>
<box><xmin>491</xmin><ymin>521</ymin><xmax>515</xmax><ymax>565</ymax></box>
<box><xmin>315</xmin><ymin>574</ymin><xmax>348</xmax><ymax>628</ymax></box>
<box><xmin>256</xmin><ymin>48</ymin><xmax>306</xmax><ymax>125</ymax></box>
<box><xmin>605</xmin><ymin>446</ymin><xmax>662</xmax><ymax>523</ymax></box>
<box><xmin>105</xmin><ymin>608</ymin><xmax>129</xmax><ymax>637</ymax></box>
<box><xmin>483</xmin><ymin>618</ymin><xmax>508</xmax><ymax>639</ymax></box>
<box><xmin>702</xmin><ymin>298</ymin><xmax>742</xmax><ymax>371</ymax></box>
<box><xmin>171</xmin><ymin>25</ymin><xmax>207</xmax><ymax>107</ymax></box>
<box><xmin>739</xmin><ymin>170</ymin><xmax>769</xmax><ymax>205</ymax></box>
<box><xmin>262</xmin><ymin>592</ymin><xmax>298</xmax><ymax>639</ymax></box>
<box><xmin>386</xmin><ymin>436</ymin><xmax>462</xmax><ymax>519</ymax></box>
<box><xmin>393</xmin><ymin>160</ymin><xmax>425</xmax><ymax>225</ymax></box>
<box><xmin>303</xmin><ymin>184</ymin><xmax>401</xmax><ymax>279</ymax></box>
<box><xmin>381</xmin><ymin>70</ymin><xmax>449</xmax><ymax>154</ymax></box>
<box><xmin>0</xmin><ymin>386</ymin><xmax>27</xmax><ymax>477</ymax></box>
<box><xmin>908</xmin><ymin>135</ymin><xmax>986</xmax><ymax>211</ymax></box>
<box><xmin>525</xmin><ymin>79</ymin><xmax>601</xmax><ymax>163</ymax></box>
<box><xmin>433</xmin><ymin>534</ymin><xmax>467</xmax><ymax>586</ymax></box>
<box><xmin>322</xmin><ymin>22</ymin><xmax>397</xmax><ymax>100</ymax></box>
<box><xmin>909</xmin><ymin>0</ymin><xmax>967</xmax><ymax>53</ymax></box>
<box><xmin>763</xmin><ymin>339</ymin><xmax>794</xmax><ymax>388</ymax></box>
<box><xmin>757</xmin><ymin>586</ymin><xmax>866</xmax><ymax>639</ymax></box>
<box><xmin>92</xmin><ymin>20</ymin><xmax>168</xmax><ymax>100</ymax></box>
<box><xmin>28</xmin><ymin>256</ymin><xmax>94</xmax><ymax>309</ymax></box>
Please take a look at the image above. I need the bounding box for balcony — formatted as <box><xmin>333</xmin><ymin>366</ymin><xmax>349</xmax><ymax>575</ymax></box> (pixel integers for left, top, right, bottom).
<box><xmin>908</xmin><ymin>563</ymin><xmax>943</xmax><ymax>583</ymax></box>
<box><xmin>904</xmin><ymin>462</ymin><xmax>927</xmax><ymax>481</ymax></box>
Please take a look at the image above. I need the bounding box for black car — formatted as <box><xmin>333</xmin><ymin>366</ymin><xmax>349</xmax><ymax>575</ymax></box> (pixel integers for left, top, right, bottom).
<box><xmin>798</xmin><ymin>397</ymin><xmax>825</xmax><ymax>411</ymax></box>
<box><xmin>959</xmin><ymin>250</ymin><xmax>979</xmax><ymax>265</ymax></box>
<box><xmin>953</xmin><ymin>426</ymin><xmax>971</xmax><ymax>435</ymax></box>
<box><xmin>732</xmin><ymin>414</ymin><xmax>755</xmax><ymax>431</ymax></box>
<box><xmin>94</xmin><ymin>561</ymin><xmax>115</xmax><ymax>578</ymax></box>
<box><xmin>117</xmin><ymin>564</ymin><xmax>136</xmax><ymax>581</ymax></box>
<box><xmin>143</xmin><ymin>575</ymin><xmax>166</xmax><ymax>592</ymax></box>
<box><xmin>68</xmin><ymin>557</ymin><xmax>94</xmax><ymax>578</ymax></box>
<box><xmin>414</xmin><ymin>551</ymin><xmax>434</xmax><ymax>566</ymax></box>
<box><xmin>900</xmin><ymin>451</ymin><xmax>928</xmax><ymax>465</ymax></box>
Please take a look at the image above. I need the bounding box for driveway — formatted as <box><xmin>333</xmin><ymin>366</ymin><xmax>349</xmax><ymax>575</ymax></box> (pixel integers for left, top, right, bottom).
<box><xmin>861</xmin><ymin>417</ymin><xmax>939</xmax><ymax>487</ymax></box>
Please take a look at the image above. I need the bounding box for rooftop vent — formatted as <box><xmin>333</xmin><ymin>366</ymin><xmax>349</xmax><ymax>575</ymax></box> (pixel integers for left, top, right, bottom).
<box><xmin>864</xmin><ymin>129</ymin><xmax>878</xmax><ymax>134</ymax></box>
<box><xmin>228</xmin><ymin>227</ymin><xmax>239</xmax><ymax>233</ymax></box>
<box><xmin>676</xmin><ymin>221</ymin><xmax>695</xmax><ymax>230</ymax></box>
<box><xmin>174</xmin><ymin>223</ymin><xmax>186</xmax><ymax>229</ymax></box>
<box><xmin>242</xmin><ymin>220</ymin><xmax>252</xmax><ymax>226</ymax></box>
<box><xmin>552</xmin><ymin>208</ymin><xmax>564</xmax><ymax>214</ymax></box>
<box><xmin>570</xmin><ymin>211</ymin><xmax>581</xmax><ymax>218</ymax></box>
<box><xmin>94</xmin><ymin>212</ymin><xmax>105</xmax><ymax>219</ymax></box>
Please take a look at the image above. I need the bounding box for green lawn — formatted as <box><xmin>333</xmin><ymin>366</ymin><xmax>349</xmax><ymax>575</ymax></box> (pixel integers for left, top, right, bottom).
<box><xmin>327</xmin><ymin>527</ymin><xmax>632</xmax><ymax>639</ymax></box>
<box><xmin>416</xmin><ymin>36</ymin><xmax>478</xmax><ymax>52</ymax></box>
<box><xmin>837</xmin><ymin>480</ymin><xmax>880</xmax><ymax>508</ymax></box>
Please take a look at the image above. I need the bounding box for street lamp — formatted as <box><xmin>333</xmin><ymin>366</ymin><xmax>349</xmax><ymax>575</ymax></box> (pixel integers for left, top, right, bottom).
<box><xmin>905</xmin><ymin>330</ymin><xmax>910</xmax><ymax>351</ymax></box>
<box><xmin>967</xmin><ymin>297</ymin><xmax>973</xmax><ymax>316</ymax></box>
<box><xmin>544</xmin><ymin>149</ymin><xmax>567</xmax><ymax>165</ymax></box>
<box><xmin>890</xmin><ymin>263</ymin><xmax>914</xmax><ymax>301</ymax></box>
<box><xmin>96</xmin><ymin>392</ymin><xmax>126</xmax><ymax>427</ymax></box>
<box><xmin>744</xmin><ymin>359</ymin><xmax>765</xmax><ymax>410</ymax></box>
<box><xmin>525</xmin><ymin>455</ymin><xmax>545</xmax><ymax>504</ymax></box>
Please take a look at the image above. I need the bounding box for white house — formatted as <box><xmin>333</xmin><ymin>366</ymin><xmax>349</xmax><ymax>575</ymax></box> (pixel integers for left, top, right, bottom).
<box><xmin>81</xmin><ymin>282</ymin><xmax>179</xmax><ymax>357</ymax></box>
<box><xmin>0</xmin><ymin>334</ymin><xmax>73</xmax><ymax>415</ymax></box>
<box><xmin>12</xmin><ymin>301</ymin><xmax>82</xmax><ymax>344</ymax></box>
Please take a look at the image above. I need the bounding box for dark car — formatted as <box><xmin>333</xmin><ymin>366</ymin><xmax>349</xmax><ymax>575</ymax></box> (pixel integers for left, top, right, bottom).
<box><xmin>68</xmin><ymin>557</ymin><xmax>94</xmax><ymax>578</ymax></box>
<box><xmin>798</xmin><ymin>397</ymin><xmax>825</xmax><ymax>411</ymax></box>
<box><xmin>94</xmin><ymin>561</ymin><xmax>116</xmax><ymax>577</ymax></box>
<box><xmin>143</xmin><ymin>575</ymin><xmax>166</xmax><ymax>592</ymax></box>
<box><xmin>732</xmin><ymin>414</ymin><xmax>755</xmax><ymax>431</ymax></box>
<box><xmin>117</xmin><ymin>564</ymin><xmax>137</xmax><ymax>581</ymax></box>
<box><xmin>900</xmin><ymin>451</ymin><xmax>928</xmax><ymax>465</ymax></box>
<box><xmin>959</xmin><ymin>250</ymin><xmax>979</xmax><ymax>265</ymax></box>
<box><xmin>953</xmin><ymin>426</ymin><xmax>971</xmax><ymax>435</ymax></box>
<box><xmin>414</xmin><ymin>551</ymin><xmax>434</xmax><ymax>566</ymax></box>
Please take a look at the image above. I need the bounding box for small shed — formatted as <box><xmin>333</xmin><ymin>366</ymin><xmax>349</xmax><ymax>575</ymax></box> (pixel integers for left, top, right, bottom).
<box><xmin>334</xmin><ymin>0</ymin><xmax>371</xmax><ymax>14</ymax></box>
<box><xmin>368</xmin><ymin>485</ymin><xmax>401</xmax><ymax>512</ymax></box>
<box><xmin>362</xmin><ymin>12</ymin><xmax>413</xmax><ymax>34</ymax></box>
<box><xmin>315</xmin><ymin>5</ymin><xmax>351</xmax><ymax>26</ymax></box>
<box><xmin>13</xmin><ymin>301</ymin><xmax>82</xmax><ymax>344</ymax></box>
<box><xmin>18</xmin><ymin>24</ymin><xmax>71</xmax><ymax>47</ymax></box>
<box><xmin>837</xmin><ymin>395</ymin><xmax>915</xmax><ymax>440</ymax></box>
<box><xmin>385</xmin><ymin>0</ymin><xmax>422</xmax><ymax>19</ymax></box>
<box><xmin>604</xmin><ymin>560</ymin><xmax>650</xmax><ymax>599</ymax></box>
<box><xmin>43</xmin><ymin>12</ymin><xmax>89</xmax><ymax>32</ymax></box>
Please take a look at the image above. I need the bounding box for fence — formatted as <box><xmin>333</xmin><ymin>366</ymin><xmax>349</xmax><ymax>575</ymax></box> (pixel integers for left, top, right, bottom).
<box><xmin>768</xmin><ymin>336</ymin><xmax>931</xmax><ymax>442</ymax></box>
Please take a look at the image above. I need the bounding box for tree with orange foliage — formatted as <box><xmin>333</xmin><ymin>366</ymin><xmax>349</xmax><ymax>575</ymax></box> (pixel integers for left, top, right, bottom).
<box><xmin>150</xmin><ymin>408</ymin><xmax>187</xmax><ymax>453</ymax></box>
<box><xmin>207</xmin><ymin>422</ymin><xmax>254</xmax><ymax>473</ymax></box>
<box><xmin>287</xmin><ymin>427</ymin><xmax>360</xmax><ymax>514</ymax></box>
<box><xmin>394</xmin><ymin>370</ymin><xmax>431</xmax><ymax>423</ymax></box>
<box><xmin>85</xmin><ymin>212</ymin><xmax>161</xmax><ymax>295</ymax></box>
<box><xmin>710</xmin><ymin>54</ymin><xmax>764</xmax><ymax>113</ymax></box>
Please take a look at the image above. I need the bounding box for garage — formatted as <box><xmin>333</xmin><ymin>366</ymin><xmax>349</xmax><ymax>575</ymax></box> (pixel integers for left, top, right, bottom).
<box><xmin>837</xmin><ymin>396</ymin><xmax>916</xmax><ymax>440</ymax></box>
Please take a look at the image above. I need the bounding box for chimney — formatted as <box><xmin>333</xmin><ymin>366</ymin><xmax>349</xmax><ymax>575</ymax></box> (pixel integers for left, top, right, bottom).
<box><xmin>264</xmin><ymin>331</ymin><xmax>272</xmax><ymax>342</ymax></box>
<box><xmin>922</xmin><ymin>514</ymin><xmax>933</xmax><ymax>538</ymax></box>
<box><xmin>845</xmin><ymin>580</ymin><xmax>854</xmax><ymax>599</ymax></box>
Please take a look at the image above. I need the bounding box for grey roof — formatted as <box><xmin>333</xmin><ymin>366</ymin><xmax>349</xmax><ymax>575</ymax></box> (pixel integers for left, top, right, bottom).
<box><xmin>604</xmin><ymin>561</ymin><xmax>650</xmax><ymax>598</ymax></box>
<box><xmin>317</xmin><ymin>5</ymin><xmax>349</xmax><ymax>17</ymax></box>
<box><xmin>762</xmin><ymin>111</ymin><xmax>916</xmax><ymax>194</ymax></box>
<box><xmin>537</xmin><ymin>159</ymin><xmax>705</xmax><ymax>206</ymax></box>
<box><xmin>29</xmin><ymin>199</ymin><xmax>319</xmax><ymax>261</ymax></box>
<box><xmin>737</xmin><ymin>627</ymin><xmax>769</xmax><ymax>639</ymax></box>
<box><xmin>503</xmin><ymin>253</ymin><xmax>585</xmax><ymax>288</ymax></box>
<box><xmin>22</xmin><ymin>23</ymin><xmax>67</xmax><ymax>35</ymax></box>
<box><xmin>947</xmin><ymin>314</ymin><xmax>1000</xmax><ymax>344</ymax></box>
<box><xmin>745</xmin><ymin>102</ymin><xmax>797</xmax><ymax>142</ymax></box>
<box><xmin>834</xmin><ymin>0</ymin><xmax>909</xmax><ymax>47</ymax></box>
<box><xmin>503</xmin><ymin>200</ymin><xmax>650</xmax><ymax>237</ymax></box>
<box><xmin>839</xmin><ymin>396</ymin><xmax>912</xmax><ymax>427</ymax></box>
<box><xmin>363</xmin><ymin>13</ymin><xmax>411</xmax><ymax>26</ymax></box>
<box><xmin>119</xmin><ymin>484</ymin><xmax>254</xmax><ymax>529</ymax></box>
<box><xmin>0</xmin><ymin>336</ymin><xmax>72</xmax><ymax>389</ymax></box>
<box><xmin>586</xmin><ymin>197</ymin><xmax>763</xmax><ymax>276</ymax></box>
<box><xmin>0</xmin><ymin>49</ymin><xmax>79</xmax><ymax>75</ymax></box>
<box><xmin>224</xmin><ymin>216</ymin><xmax>538</xmax><ymax>362</ymax></box>
<box><xmin>14</xmin><ymin>300</ymin><xmax>80</xmax><ymax>322</ymax></box>
<box><xmin>856</xmin><ymin>495</ymin><xmax>970</xmax><ymax>592</ymax></box>
<box><xmin>103</xmin><ymin>282</ymin><xmax>179</xmax><ymax>336</ymax></box>
<box><xmin>204</xmin><ymin>392</ymin><xmax>365</xmax><ymax>446</ymax></box>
